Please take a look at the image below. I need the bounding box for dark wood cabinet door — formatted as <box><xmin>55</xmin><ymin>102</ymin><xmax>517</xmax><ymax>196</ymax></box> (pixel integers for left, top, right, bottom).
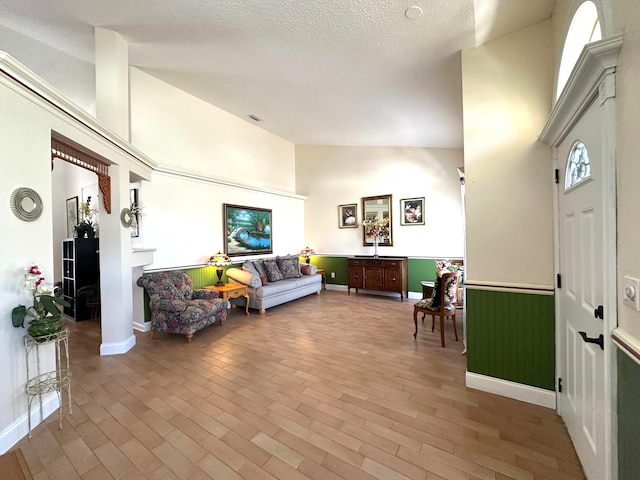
<box><xmin>364</xmin><ymin>266</ymin><xmax>384</xmax><ymax>290</ymax></box>
<box><xmin>348</xmin><ymin>265</ymin><xmax>364</xmax><ymax>289</ymax></box>
<box><xmin>384</xmin><ymin>266</ymin><xmax>402</xmax><ymax>291</ymax></box>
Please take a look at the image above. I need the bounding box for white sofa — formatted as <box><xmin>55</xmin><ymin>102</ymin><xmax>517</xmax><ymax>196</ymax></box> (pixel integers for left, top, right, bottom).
<box><xmin>225</xmin><ymin>256</ymin><xmax>322</xmax><ymax>314</ymax></box>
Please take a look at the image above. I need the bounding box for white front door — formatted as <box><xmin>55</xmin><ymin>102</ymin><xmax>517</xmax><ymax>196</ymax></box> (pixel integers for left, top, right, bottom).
<box><xmin>557</xmin><ymin>100</ymin><xmax>606</xmax><ymax>480</ymax></box>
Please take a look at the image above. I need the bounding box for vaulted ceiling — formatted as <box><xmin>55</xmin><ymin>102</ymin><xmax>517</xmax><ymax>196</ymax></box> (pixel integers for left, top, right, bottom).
<box><xmin>0</xmin><ymin>0</ymin><xmax>555</xmax><ymax>148</ymax></box>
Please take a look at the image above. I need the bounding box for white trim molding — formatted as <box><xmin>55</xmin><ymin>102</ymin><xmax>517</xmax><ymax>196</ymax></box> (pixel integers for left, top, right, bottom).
<box><xmin>100</xmin><ymin>335</ymin><xmax>137</xmax><ymax>356</ymax></box>
<box><xmin>0</xmin><ymin>393</ymin><xmax>59</xmax><ymax>455</ymax></box>
<box><xmin>466</xmin><ymin>371</ymin><xmax>556</xmax><ymax>409</ymax></box>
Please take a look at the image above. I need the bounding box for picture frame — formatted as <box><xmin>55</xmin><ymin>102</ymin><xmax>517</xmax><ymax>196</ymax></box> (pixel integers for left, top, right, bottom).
<box><xmin>66</xmin><ymin>196</ymin><xmax>78</xmax><ymax>238</ymax></box>
<box><xmin>362</xmin><ymin>194</ymin><xmax>393</xmax><ymax>246</ymax></box>
<box><xmin>224</xmin><ymin>204</ymin><xmax>273</xmax><ymax>256</ymax></box>
<box><xmin>338</xmin><ymin>203</ymin><xmax>358</xmax><ymax>228</ymax></box>
<box><xmin>400</xmin><ymin>197</ymin><xmax>425</xmax><ymax>225</ymax></box>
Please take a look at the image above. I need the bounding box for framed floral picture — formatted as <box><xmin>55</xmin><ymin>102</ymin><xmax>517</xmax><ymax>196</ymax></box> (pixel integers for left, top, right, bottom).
<box><xmin>400</xmin><ymin>197</ymin><xmax>424</xmax><ymax>225</ymax></box>
<box><xmin>66</xmin><ymin>196</ymin><xmax>78</xmax><ymax>238</ymax></box>
<box><xmin>338</xmin><ymin>203</ymin><xmax>358</xmax><ymax>228</ymax></box>
<box><xmin>224</xmin><ymin>204</ymin><xmax>273</xmax><ymax>256</ymax></box>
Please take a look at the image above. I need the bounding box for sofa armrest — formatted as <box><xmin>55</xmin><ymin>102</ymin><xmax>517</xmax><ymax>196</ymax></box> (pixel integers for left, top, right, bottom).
<box><xmin>193</xmin><ymin>289</ymin><xmax>221</xmax><ymax>300</ymax></box>
<box><xmin>226</xmin><ymin>267</ymin><xmax>262</xmax><ymax>288</ymax></box>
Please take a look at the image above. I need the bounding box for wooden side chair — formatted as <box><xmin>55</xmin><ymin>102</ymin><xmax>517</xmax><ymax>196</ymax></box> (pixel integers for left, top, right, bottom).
<box><xmin>413</xmin><ymin>270</ymin><xmax>461</xmax><ymax>347</ymax></box>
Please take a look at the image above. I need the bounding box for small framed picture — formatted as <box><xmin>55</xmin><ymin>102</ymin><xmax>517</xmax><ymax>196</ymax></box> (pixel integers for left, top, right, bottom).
<box><xmin>339</xmin><ymin>204</ymin><xmax>358</xmax><ymax>228</ymax></box>
<box><xmin>66</xmin><ymin>196</ymin><xmax>78</xmax><ymax>238</ymax></box>
<box><xmin>400</xmin><ymin>197</ymin><xmax>424</xmax><ymax>225</ymax></box>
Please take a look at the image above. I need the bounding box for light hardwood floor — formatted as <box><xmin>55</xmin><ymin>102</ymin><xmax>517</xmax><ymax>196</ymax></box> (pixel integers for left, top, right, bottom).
<box><xmin>15</xmin><ymin>290</ymin><xmax>585</xmax><ymax>480</ymax></box>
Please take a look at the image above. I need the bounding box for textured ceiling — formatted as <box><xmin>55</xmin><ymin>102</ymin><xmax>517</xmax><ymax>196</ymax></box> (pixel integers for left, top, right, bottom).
<box><xmin>0</xmin><ymin>0</ymin><xmax>554</xmax><ymax>148</ymax></box>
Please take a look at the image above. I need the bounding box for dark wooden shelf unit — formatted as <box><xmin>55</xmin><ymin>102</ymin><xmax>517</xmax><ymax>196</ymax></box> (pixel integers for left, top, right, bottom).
<box><xmin>62</xmin><ymin>238</ymin><xmax>99</xmax><ymax>321</ymax></box>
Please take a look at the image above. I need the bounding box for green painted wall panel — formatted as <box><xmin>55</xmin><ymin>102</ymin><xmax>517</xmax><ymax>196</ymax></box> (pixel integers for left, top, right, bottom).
<box><xmin>407</xmin><ymin>258</ymin><xmax>438</xmax><ymax>292</ymax></box>
<box><xmin>466</xmin><ymin>288</ymin><xmax>555</xmax><ymax>390</ymax></box>
<box><xmin>618</xmin><ymin>349</ymin><xmax>640</xmax><ymax>479</ymax></box>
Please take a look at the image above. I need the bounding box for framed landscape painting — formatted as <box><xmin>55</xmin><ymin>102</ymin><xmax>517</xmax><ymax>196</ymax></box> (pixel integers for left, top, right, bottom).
<box><xmin>66</xmin><ymin>196</ymin><xmax>78</xmax><ymax>238</ymax></box>
<box><xmin>338</xmin><ymin>203</ymin><xmax>358</xmax><ymax>228</ymax></box>
<box><xmin>400</xmin><ymin>197</ymin><xmax>424</xmax><ymax>225</ymax></box>
<box><xmin>224</xmin><ymin>204</ymin><xmax>273</xmax><ymax>256</ymax></box>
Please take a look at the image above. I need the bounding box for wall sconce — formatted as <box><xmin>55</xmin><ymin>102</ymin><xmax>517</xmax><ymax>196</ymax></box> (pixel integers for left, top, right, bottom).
<box><xmin>207</xmin><ymin>252</ymin><xmax>232</xmax><ymax>286</ymax></box>
<box><xmin>298</xmin><ymin>246</ymin><xmax>316</xmax><ymax>264</ymax></box>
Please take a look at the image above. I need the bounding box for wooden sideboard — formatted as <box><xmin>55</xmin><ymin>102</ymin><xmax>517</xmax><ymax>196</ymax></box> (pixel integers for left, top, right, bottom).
<box><xmin>347</xmin><ymin>256</ymin><xmax>408</xmax><ymax>301</ymax></box>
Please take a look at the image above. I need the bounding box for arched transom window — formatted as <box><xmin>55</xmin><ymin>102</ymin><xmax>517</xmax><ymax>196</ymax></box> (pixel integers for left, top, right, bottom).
<box><xmin>557</xmin><ymin>1</ymin><xmax>601</xmax><ymax>99</ymax></box>
<box><xmin>565</xmin><ymin>141</ymin><xmax>591</xmax><ymax>190</ymax></box>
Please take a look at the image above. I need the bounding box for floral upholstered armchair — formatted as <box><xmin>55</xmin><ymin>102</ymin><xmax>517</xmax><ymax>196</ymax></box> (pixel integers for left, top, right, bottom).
<box><xmin>136</xmin><ymin>271</ymin><xmax>230</xmax><ymax>342</ymax></box>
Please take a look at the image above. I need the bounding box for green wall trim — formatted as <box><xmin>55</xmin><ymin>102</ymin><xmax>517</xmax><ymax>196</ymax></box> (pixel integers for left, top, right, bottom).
<box><xmin>466</xmin><ymin>288</ymin><xmax>555</xmax><ymax>391</ymax></box>
<box><xmin>617</xmin><ymin>349</ymin><xmax>640</xmax><ymax>478</ymax></box>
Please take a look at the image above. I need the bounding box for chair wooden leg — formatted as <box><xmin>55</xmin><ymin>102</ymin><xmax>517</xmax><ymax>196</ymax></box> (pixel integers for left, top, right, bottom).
<box><xmin>431</xmin><ymin>315</ymin><xmax>435</xmax><ymax>332</ymax></box>
<box><xmin>439</xmin><ymin>315</ymin><xmax>445</xmax><ymax>347</ymax></box>
<box><xmin>185</xmin><ymin>333</ymin><xmax>194</xmax><ymax>343</ymax></box>
<box><xmin>451</xmin><ymin>313</ymin><xmax>459</xmax><ymax>341</ymax></box>
<box><xmin>149</xmin><ymin>331</ymin><xmax>155</xmax><ymax>340</ymax></box>
<box><xmin>413</xmin><ymin>309</ymin><xmax>419</xmax><ymax>339</ymax></box>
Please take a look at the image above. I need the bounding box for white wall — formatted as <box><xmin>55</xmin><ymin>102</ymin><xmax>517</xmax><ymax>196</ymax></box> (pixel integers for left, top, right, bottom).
<box><xmin>607</xmin><ymin>0</ymin><xmax>640</xmax><ymax>341</ymax></box>
<box><xmin>0</xmin><ymin>25</ymin><xmax>95</xmax><ymax>115</ymax></box>
<box><xmin>295</xmin><ymin>145</ymin><xmax>464</xmax><ymax>258</ymax></box>
<box><xmin>130</xmin><ymin>68</ymin><xmax>296</xmax><ymax>193</ymax></box>
<box><xmin>462</xmin><ymin>20</ymin><xmax>555</xmax><ymax>288</ymax></box>
<box><xmin>127</xmin><ymin>68</ymin><xmax>303</xmax><ymax>268</ymax></box>
<box><xmin>144</xmin><ymin>173</ymin><xmax>305</xmax><ymax>269</ymax></box>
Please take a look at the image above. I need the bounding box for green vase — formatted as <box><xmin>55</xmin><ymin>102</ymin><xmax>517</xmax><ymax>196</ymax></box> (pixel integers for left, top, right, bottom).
<box><xmin>28</xmin><ymin>317</ymin><xmax>63</xmax><ymax>341</ymax></box>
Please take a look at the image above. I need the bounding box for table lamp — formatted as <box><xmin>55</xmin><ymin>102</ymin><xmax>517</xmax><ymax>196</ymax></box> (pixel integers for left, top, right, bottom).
<box><xmin>207</xmin><ymin>252</ymin><xmax>232</xmax><ymax>286</ymax></box>
<box><xmin>298</xmin><ymin>246</ymin><xmax>316</xmax><ymax>264</ymax></box>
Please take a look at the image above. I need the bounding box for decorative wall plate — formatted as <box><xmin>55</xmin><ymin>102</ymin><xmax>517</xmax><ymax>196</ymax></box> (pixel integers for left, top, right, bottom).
<box><xmin>10</xmin><ymin>187</ymin><xmax>43</xmax><ymax>221</ymax></box>
<box><xmin>120</xmin><ymin>207</ymin><xmax>133</xmax><ymax>227</ymax></box>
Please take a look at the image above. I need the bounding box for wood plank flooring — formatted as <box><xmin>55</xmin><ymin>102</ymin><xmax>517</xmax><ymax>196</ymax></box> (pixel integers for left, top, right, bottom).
<box><xmin>14</xmin><ymin>290</ymin><xmax>585</xmax><ymax>480</ymax></box>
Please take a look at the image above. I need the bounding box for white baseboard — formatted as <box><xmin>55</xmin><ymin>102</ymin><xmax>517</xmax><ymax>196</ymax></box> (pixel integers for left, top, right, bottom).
<box><xmin>465</xmin><ymin>371</ymin><xmax>556</xmax><ymax>409</ymax></box>
<box><xmin>325</xmin><ymin>284</ymin><xmax>421</xmax><ymax>300</ymax></box>
<box><xmin>100</xmin><ymin>334</ymin><xmax>136</xmax><ymax>356</ymax></box>
<box><xmin>0</xmin><ymin>392</ymin><xmax>60</xmax><ymax>454</ymax></box>
<box><xmin>133</xmin><ymin>321</ymin><xmax>150</xmax><ymax>332</ymax></box>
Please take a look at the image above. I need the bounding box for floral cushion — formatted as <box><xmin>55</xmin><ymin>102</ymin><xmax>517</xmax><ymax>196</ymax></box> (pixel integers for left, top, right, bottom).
<box><xmin>259</xmin><ymin>274</ymin><xmax>268</xmax><ymax>286</ymax></box>
<box><xmin>276</xmin><ymin>256</ymin><xmax>302</xmax><ymax>279</ymax></box>
<box><xmin>300</xmin><ymin>264</ymin><xmax>317</xmax><ymax>275</ymax></box>
<box><xmin>263</xmin><ymin>259</ymin><xmax>284</xmax><ymax>282</ymax></box>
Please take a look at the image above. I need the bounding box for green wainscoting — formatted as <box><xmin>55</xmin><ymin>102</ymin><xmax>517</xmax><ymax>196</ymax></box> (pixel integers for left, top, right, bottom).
<box><xmin>466</xmin><ymin>288</ymin><xmax>555</xmax><ymax>391</ymax></box>
<box><xmin>311</xmin><ymin>256</ymin><xmax>349</xmax><ymax>285</ymax></box>
<box><xmin>617</xmin><ymin>349</ymin><xmax>640</xmax><ymax>478</ymax></box>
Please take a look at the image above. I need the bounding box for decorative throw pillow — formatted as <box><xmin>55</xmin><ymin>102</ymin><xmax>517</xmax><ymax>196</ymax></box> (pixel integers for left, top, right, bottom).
<box><xmin>252</xmin><ymin>260</ymin><xmax>266</xmax><ymax>276</ymax></box>
<box><xmin>276</xmin><ymin>256</ymin><xmax>302</xmax><ymax>279</ymax></box>
<box><xmin>259</xmin><ymin>274</ymin><xmax>268</xmax><ymax>286</ymax></box>
<box><xmin>263</xmin><ymin>259</ymin><xmax>284</xmax><ymax>282</ymax></box>
<box><xmin>300</xmin><ymin>264</ymin><xmax>317</xmax><ymax>275</ymax></box>
<box><xmin>243</xmin><ymin>262</ymin><xmax>259</xmax><ymax>275</ymax></box>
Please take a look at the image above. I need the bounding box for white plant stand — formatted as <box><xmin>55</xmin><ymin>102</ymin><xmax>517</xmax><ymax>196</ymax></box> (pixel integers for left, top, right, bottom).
<box><xmin>24</xmin><ymin>327</ymin><xmax>72</xmax><ymax>438</ymax></box>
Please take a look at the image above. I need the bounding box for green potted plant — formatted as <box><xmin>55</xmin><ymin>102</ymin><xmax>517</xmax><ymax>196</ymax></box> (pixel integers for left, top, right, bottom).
<box><xmin>12</xmin><ymin>264</ymin><xmax>69</xmax><ymax>341</ymax></box>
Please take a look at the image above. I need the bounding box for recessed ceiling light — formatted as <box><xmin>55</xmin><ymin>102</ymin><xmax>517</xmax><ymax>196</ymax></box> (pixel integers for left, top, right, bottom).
<box><xmin>405</xmin><ymin>6</ymin><xmax>423</xmax><ymax>20</ymax></box>
<box><xmin>248</xmin><ymin>114</ymin><xmax>262</xmax><ymax>122</ymax></box>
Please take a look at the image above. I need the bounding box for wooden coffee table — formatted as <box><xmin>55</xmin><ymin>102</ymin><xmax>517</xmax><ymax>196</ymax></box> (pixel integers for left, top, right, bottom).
<box><xmin>204</xmin><ymin>283</ymin><xmax>250</xmax><ymax>315</ymax></box>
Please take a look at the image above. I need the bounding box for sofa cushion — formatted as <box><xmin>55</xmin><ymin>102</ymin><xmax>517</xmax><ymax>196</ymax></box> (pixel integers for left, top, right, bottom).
<box><xmin>263</xmin><ymin>259</ymin><xmax>284</xmax><ymax>282</ymax></box>
<box><xmin>259</xmin><ymin>274</ymin><xmax>268</xmax><ymax>286</ymax></box>
<box><xmin>276</xmin><ymin>256</ymin><xmax>302</xmax><ymax>279</ymax></box>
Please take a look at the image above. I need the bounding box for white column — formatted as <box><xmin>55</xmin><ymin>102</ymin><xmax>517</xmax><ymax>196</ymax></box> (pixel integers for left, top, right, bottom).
<box><xmin>94</xmin><ymin>28</ymin><xmax>130</xmax><ymax>139</ymax></box>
